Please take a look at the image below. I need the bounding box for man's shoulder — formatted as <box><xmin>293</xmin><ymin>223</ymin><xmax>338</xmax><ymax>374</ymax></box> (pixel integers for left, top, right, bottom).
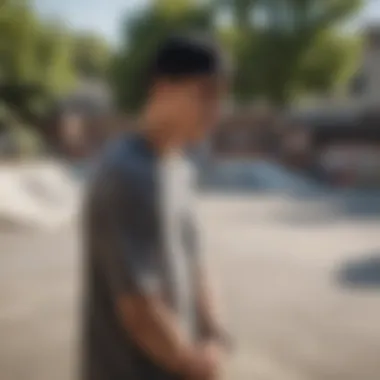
<box><xmin>89</xmin><ymin>133</ymin><xmax>156</xmax><ymax>201</ymax></box>
<box><xmin>96</xmin><ymin>133</ymin><xmax>150</xmax><ymax>177</ymax></box>
<box><xmin>103</xmin><ymin>132</ymin><xmax>142</xmax><ymax>164</ymax></box>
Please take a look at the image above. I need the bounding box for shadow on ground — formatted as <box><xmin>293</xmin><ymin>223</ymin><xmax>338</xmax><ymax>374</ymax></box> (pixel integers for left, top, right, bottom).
<box><xmin>336</xmin><ymin>252</ymin><xmax>380</xmax><ymax>289</ymax></box>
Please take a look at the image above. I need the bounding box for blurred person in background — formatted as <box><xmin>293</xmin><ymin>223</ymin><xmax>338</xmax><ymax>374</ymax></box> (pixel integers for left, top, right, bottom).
<box><xmin>82</xmin><ymin>35</ymin><xmax>231</xmax><ymax>380</ymax></box>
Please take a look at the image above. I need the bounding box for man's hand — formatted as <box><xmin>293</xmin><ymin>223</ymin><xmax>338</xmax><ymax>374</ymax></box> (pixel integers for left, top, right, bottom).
<box><xmin>200</xmin><ymin>341</ymin><xmax>225</xmax><ymax>380</ymax></box>
<box><xmin>185</xmin><ymin>340</ymin><xmax>225</xmax><ymax>380</ymax></box>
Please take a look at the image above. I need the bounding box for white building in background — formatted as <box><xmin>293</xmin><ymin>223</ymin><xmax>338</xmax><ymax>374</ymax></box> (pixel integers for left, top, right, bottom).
<box><xmin>59</xmin><ymin>79</ymin><xmax>112</xmax><ymax>116</ymax></box>
<box><xmin>55</xmin><ymin>79</ymin><xmax>113</xmax><ymax>157</ymax></box>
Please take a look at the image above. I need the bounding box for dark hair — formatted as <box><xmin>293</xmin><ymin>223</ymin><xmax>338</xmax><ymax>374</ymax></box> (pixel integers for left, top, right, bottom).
<box><xmin>147</xmin><ymin>34</ymin><xmax>231</xmax><ymax>84</ymax></box>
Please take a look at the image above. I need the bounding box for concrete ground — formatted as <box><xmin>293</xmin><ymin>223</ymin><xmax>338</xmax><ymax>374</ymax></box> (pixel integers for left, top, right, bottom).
<box><xmin>1</xmin><ymin>194</ymin><xmax>380</xmax><ymax>380</ymax></box>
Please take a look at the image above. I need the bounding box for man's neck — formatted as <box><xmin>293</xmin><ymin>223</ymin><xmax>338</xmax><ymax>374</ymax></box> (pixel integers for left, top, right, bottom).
<box><xmin>141</xmin><ymin>112</ymin><xmax>186</xmax><ymax>156</ymax></box>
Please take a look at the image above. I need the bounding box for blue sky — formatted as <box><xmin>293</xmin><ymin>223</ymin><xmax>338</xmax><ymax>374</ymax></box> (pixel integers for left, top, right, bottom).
<box><xmin>33</xmin><ymin>0</ymin><xmax>150</xmax><ymax>43</ymax></box>
<box><xmin>33</xmin><ymin>0</ymin><xmax>380</xmax><ymax>44</ymax></box>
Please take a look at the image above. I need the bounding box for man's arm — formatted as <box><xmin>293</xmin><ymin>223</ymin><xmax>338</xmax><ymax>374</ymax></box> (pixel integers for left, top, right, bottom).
<box><xmin>95</xmin><ymin>166</ymin><xmax>216</xmax><ymax>378</ymax></box>
<box><xmin>117</xmin><ymin>293</ymin><xmax>201</xmax><ymax>374</ymax></box>
<box><xmin>196</xmin><ymin>270</ymin><xmax>221</xmax><ymax>339</ymax></box>
<box><xmin>195</xmin><ymin>267</ymin><xmax>231</xmax><ymax>350</ymax></box>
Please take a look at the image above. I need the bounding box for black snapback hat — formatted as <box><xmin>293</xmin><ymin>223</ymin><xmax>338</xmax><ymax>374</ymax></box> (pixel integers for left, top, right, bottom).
<box><xmin>148</xmin><ymin>34</ymin><xmax>231</xmax><ymax>81</ymax></box>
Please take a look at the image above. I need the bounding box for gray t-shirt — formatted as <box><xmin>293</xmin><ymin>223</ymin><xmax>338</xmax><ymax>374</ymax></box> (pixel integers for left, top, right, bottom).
<box><xmin>82</xmin><ymin>132</ymin><xmax>201</xmax><ymax>380</ymax></box>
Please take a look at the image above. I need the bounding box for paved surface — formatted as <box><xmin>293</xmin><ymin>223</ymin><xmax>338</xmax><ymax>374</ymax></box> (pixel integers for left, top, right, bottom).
<box><xmin>1</xmin><ymin>195</ymin><xmax>380</xmax><ymax>380</ymax></box>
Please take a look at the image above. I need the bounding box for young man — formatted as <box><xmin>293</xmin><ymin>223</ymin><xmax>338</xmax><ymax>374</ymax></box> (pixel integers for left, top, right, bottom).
<box><xmin>82</xmin><ymin>35</ymin><xmax>231</xmax><ymax>380</ymax></box>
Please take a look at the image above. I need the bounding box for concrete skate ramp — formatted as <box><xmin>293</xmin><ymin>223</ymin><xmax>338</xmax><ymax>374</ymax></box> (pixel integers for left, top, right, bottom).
<box><xmin>0</xmin><ymin>162</ymin><xmax>80</xmax><ymax>230</ymax></box>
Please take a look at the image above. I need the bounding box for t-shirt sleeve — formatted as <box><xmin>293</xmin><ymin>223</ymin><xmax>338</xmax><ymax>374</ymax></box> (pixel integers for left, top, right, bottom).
<box><xmin>90</xmin><ymin>165</ymin><xmax>161</xmax><ymax>297</ymax></box>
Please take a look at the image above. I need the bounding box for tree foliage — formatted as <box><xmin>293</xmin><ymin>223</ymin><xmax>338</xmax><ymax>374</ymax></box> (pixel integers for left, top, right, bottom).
<box><xmin>72</xmin><ymin>33</ymin><xmax>111</xmax><ymax>79</ymax></box>
<box><xmin>222</xmin><ymin>0</ymin><xmax>362</xmax><ymax>105</ymax></box>
<box><xmin>0</xmin><ymin>0</ymin><xmax>365</xmax><ymax>119</ymax></box>
<box><xmin>112</xmin><ymin>0</ymin><xmax>362</xmax><ymax>109</ymax></box>
<box><xmin>0</xmin><ymin>0</ymin><xmax>112</xmax><ymax>125</ymax></box>
<box><xmin>296</xmin><ymin>32</ymin><xmax>361</xmax><ymax>96</ymax></box>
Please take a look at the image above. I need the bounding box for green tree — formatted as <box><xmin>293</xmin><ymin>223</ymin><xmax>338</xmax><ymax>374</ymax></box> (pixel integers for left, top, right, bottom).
<box><xmin>0</xmin><ymin>0</ymin><xmax>77</xmax><ymax>122</ymax></box>
<box><xmin>72</xmin><ymin>33</ymin><xmax>111</xmax><ymax>79</ymax></box>
<box><xmin>0</xmin><ymin>0</ymin><xmax>41</xmax><ymax>83</ymax></box>
<box><xmin>0</xmin><ymin>0</ymin><xmax>114</xmax><ymax>125</ymax></box>
<box><xmin>296</xmin><ymin>32</ymin><xmax>361</xmax><ymax>96</ymax></box>
<box><xmin>37</xmin><ymin>24</ymin><xmax>76</xmax><ymax>95</ymax></box>
<box><xmin>221</xmin><ymin>0</ymin><xmax>362</xmax><ymax>105</ymax></box>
